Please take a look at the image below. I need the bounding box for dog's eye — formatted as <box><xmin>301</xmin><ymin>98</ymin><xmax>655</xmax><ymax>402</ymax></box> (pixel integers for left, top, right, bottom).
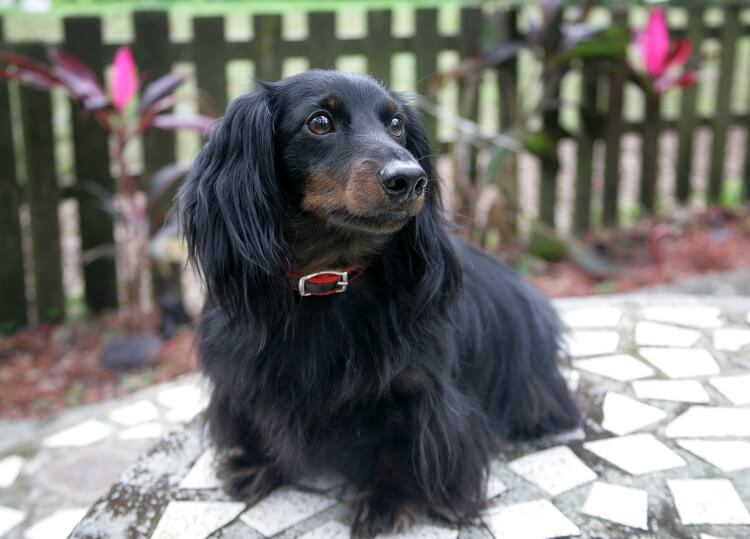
<box><xmin>389</xmin><ymin>115</ymin><xmax>405</xmax><ymax>137</ymax></box>
<box><xmin>308</xmin><ymin>113</ymin><xmax>334</xmax><ymax>135</ymax></box>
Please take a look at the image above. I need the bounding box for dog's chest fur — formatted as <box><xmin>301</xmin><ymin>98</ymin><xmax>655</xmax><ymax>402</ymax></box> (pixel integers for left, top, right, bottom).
<box><xmin>199</xmin><ymin>282</ymin><xmax>456</xmax><ymax>474</ymax></box>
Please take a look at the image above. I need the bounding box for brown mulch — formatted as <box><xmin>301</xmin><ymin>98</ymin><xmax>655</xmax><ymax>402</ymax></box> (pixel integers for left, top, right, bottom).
<box><xmin>2</xmin><ymin>209</ymin><xmax>750</xmax><ymax>420</ymax></box>
<box><xmin>530</xmin><ymin>209</ymin><xmax>750</xmax><ymax>297</ymax></box>
<box><xmin>0</xmin><ymin>313</ymin><xmax>197</xmax><ymax>419</ymax></box>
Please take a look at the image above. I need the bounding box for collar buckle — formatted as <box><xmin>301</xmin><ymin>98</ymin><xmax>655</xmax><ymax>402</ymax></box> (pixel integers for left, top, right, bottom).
<box><xmin>298</xmin><ymin>270</ymin><xmax>349</xmax><ymax>297</ymax></box>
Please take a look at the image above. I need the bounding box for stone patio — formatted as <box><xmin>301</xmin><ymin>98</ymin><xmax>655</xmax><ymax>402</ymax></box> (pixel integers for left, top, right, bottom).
<box><xmin>1</xmin><ymin>293</ymin><xmax>750</xmax><ymax>538</ymax></box>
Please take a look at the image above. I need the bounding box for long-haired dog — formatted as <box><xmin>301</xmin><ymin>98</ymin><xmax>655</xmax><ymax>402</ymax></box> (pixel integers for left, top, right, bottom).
<box><xmin>178</xmin><ymin>70</ymin><xmax>580</xmax><ymax>537</ymax></box>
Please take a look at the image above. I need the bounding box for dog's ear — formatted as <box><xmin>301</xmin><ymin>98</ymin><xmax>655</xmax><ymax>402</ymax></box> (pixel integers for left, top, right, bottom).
<box><xmin>399</xmin><ymin>100</ymin><xmax>462</xmax><ymax>312</ymax></box>
<box><xmin>178</xmin><ymin>85</ymin><xmax>290</xmax><ymax>325</ymax></box>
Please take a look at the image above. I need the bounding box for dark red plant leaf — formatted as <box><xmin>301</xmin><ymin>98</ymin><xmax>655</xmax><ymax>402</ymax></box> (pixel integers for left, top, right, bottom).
<box><xmin>138</xmin><ymin>95</ymin><xmax>178</xmax><ymax>131</ymax></box>
<box><xmin>483</xmin><ymin>41</ymin><xmax>527</xmax><ymax>66</ymax></box>
<box><xmin>0</xmin><ymin>52</ymin><xmax>58</xmax><ymax>80</ymax></box>
<box><xmin>83</xmin><ymin>94</ymin><xmax>111</xmax><ymax>111</ymax></box>
<box><xmin>48</xmin><ymin>49</ymin><xmax>108</xmax><ymax>105</ymax></box>
<box><xmin>0</xmin><ymin>67</ymin><xmax>57</xmax><ymax>89</ymax></box>
<box><xmin>77</xmin><ymin>181</ymin><xmax>118</xmax><ymax>218</ymax></box>
<box><xmin>665</xmin><ymin>39</ymin><xmax>692</xmax><ymax>71</ymax></box>
<box><xmin>138</xmin><ymin>73</ymin><xmax>186</xmax><ymax>114</ymax></box>
<box><xmin>151</xmin><ymin>114</ymin><xmax>215</xmax><ymax>133</ymax></box>
<box><xmin>48</xmin><ymin>49</ymin><xmax>100</xmax><ymax>86</ymax></box>
<box><xmin>147</xmin><ymin>162</ymin><xmax>191</xmax><ymax>210</ymax></box>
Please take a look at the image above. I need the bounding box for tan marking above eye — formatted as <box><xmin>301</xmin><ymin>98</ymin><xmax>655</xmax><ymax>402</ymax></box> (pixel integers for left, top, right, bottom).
<box><xmin>326</xmin><ymin>96</ymin><xmax>337</xmax><ymax>109</ymax></box>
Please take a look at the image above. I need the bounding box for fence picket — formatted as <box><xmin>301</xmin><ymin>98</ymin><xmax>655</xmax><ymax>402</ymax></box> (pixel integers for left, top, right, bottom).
<box><xmin>675</xmin><ymin>7</ymin><xmax>705</xmax><ymax>204</ymax></box>
<box><xmin>602</xmin><ymin>9</ymin><xmax>627</xmax><ymax>227</ymax></box>
<box><xmin>414</xmin><ymin>8</ymin><xmax>439</xmax><ymax>146</ymax></box>
<box><xmin>193</xmin><ymin>16</ymin><xmax>228</xmax><ymax>114</ymax></box>
<box><xmin>64</xmin><ymin>16</ymin><xmax>118</xmax><ymax>313</ymax></box>
<box><xmin>0</xmin><ymin>18</ymin><xmax>28</xmax><ymax>331</ymax></box>
<box><xmin>308</xmin><ymin>12</ymin><xmax>336</xmax><ymax>70</ymax></box>
<box><xmin>639</xmin><ymin>94</ymin><xmax>660</xmax><ymax>213</ymax></box>
<box><xmin>708</xmin><ymin>5</ymin><xmax>740</xmax><ymax>203</ymax></box>
<box><xmin>133</xmin><ymin>11</ymin><xmax>181</xmax><ymax>302</ymax></box>
<box><xmin>254</xmin><ymin>14</ymin><xmax>282</xmax><ymax>81</ymax></box>
<box><xmin>366</xmin><ymin>10</ymin><xmax>392</xmax><ymax>85</ymax></box>
<box><xmin>573</xmin><ymin>63</ymin><xmax>598</xmax><ymax>234</ymax></box>
<box><xmin>19</xmin><ymin>45</ymin><xmax>65</xmax><ymax>323</ymax></box>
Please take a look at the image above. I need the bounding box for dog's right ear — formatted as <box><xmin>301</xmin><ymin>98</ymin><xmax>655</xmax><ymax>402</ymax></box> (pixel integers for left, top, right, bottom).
<box><xmin>178</xmin><ymin>84</ymin><xmax>290</xmax><ymax>325</ymax></box>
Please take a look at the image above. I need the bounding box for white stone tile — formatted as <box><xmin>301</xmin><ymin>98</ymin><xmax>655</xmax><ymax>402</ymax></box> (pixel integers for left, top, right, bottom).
<box><xmin>508</xmin><ymin>446</ymin><xmax>596</xmax><ymax>496</ymax></box>
<box><xmin>565</xmin><ymin>330</ymin><xmax>620</xmax><ymax>357</ymax></box>
<box><xmin>23</xmin><ymin>508</ymin><xmax>87</xmax><ymax>539</ymax></box>
<box><xmin>376</xmin><ymin>524</ymin><xmax>458</xmax><ymax>539</ymax></box>
<box><xmin>484</xmin><ymin>499</ymin><xmax>580</xmax><ymax>539</ymax></box>
<box><xmin>239</xmin><ymin>487</ymin><xmax>337</xmax><ymax>536</ymax></box>
<box><xmin>296</xmin><ymin>471</ymin><xmax>346</xmax><ymax>492</ymax></box>
<box><xmin>562</xmin><ymin>307</ymin><xmax>622</xmax><ymax>328</ymax></box>
<box><xmin>631</xmin><ymin>380</ymin><xmax>710</xmax><ymax>403</ymax></box>
<box><xmin>0</xmin><ymin>506</ymin><xmax>25</xmax><ymax>538</ymax></box>
<box><xmin>299</xmin><ymin>520</ymin><xmax>350</xmax><ymax>539</ymax></box>
<box><xmin>700</xmin><ymin>535</ymin><xmax>726</xmax><ymax>539</ymax></box>
<box><xmin>580</xmin><ymin>481</ymin><xmax>648</xmax><ymax>530</ymax></box>
<box><xmin>179</xmin><ymin>450</ymin><xmax>222</xmax><ymax>490</ymax></box>
<box><xmin>676</xmin><ymin>439</ymin><xmax>750</xmax><ymax>472</ymax></box>
<box><xmin>668</xmin><ymin>479</ymin><xmax>750</xmax><ymax>525</ymax></box>
<box><xmin>0</xmin><ymin>455</ymin><xmax>25</xmax><ymax>488</ymax></box>
<box><xmin>109</xmin><ymin>399</ymin><xmax>160</xmax><ymax>426</ymax></box>
<box><xmin>638</xmin><ymin>347</ymin><xmax>720</xmax><ymax>379</ymax></box>
<box><xmin>117</xmin><ymin>422</ymin><xmax>164</xmax><ymax>441</ymax></box>
<box><xmin>41</xmin><ymin>420</ymin><xmax>112</xmax><ymax>448</ymax></box>
<box><xmin>583</xmin><ymin>433</ymin><xmax>686</xmax><ymax>475</ymax></box>
<box><xmin>713</xmin><ymin>327</ymin><xmax>750</xmax><ymax>352</ymax></box>
<box><xmin>547</xmin><ymin>427</ymin><xmax>586</xmax><ymax>444</ymax></box>
<box><xmin>746</xmin><ymin>311</ymin><xmax>750</xmax><ymax>324</ymax></box>
<box><xmin>156</xmin><ymin>384</ymin><xmax>206</xmax><ymax>410</ymax></box>
<box><xmin>601</xmin><ymin>392</ymin><xmax>667</xmax><ymax>435</ymax></box>
<box><xmin>709</xmin><ymin>373</ymin><xmax>750</xmax><ymax>405</ymax></box>
<box><xmin>635</xmin><ymin>321</ymin><xmax>701</xmax><ymax>347</ymax></box>
<box><xmin>573</xmin><ymin>354</ymin><xmax>656</xmax><ymax>382</ymax></box>
<box><xmin>165</xmin><ymin>404</ymin><xmax>205</xmax><ymax>424</ymax></box>
<box><xmin>559</xmin><ymin>367</ymin><xmax>580</xmax><ymax>392</ymax></box>
<box><xmin>486</xmin><ymin>474</ymin><xmax>508</xmax><ymax>499</ymax></box>
<box><xmin>665</xmin><ymin>406</ymin><xmax>750</xmax><ymax>438</ymax></box>
<box><xmin>151</xmin><ymin>501</ymin><xmax>245</xmax><ymax>539</ymax></box>
<box><xmin>642</xmin><ymin>306</ymin><xmax>722</xmax><ymax>329</ymax></box>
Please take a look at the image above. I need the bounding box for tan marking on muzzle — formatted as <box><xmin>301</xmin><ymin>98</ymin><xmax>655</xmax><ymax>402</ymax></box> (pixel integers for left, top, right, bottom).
<box><xmin>302</xmin><ymin>171</ymin><xmax>345</xmax><ymax>219</ymax></box>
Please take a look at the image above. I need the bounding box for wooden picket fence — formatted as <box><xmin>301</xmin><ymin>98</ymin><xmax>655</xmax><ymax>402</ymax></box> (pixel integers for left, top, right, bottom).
<box><xmin>1</xmin><ymin>3</ymin><xmax>750</xmax><ymax>330</ymax></box>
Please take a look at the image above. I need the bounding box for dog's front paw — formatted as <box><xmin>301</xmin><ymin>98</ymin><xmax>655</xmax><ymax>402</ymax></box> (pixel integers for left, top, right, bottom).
<box><xmin>217</xmin><ymin>452</ymin><xmax>282</xmax><ymax>503</ymax></box>
<box><xmin>351</xmin><ymin>493</ymin><xmax>418</xmax><ymax>538</ymax></box>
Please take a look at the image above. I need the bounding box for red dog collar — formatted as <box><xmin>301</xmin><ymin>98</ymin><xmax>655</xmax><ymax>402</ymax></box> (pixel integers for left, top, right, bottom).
<box><xmin>288</xmin><ymin>267</ymin><xmax>366</xmax><ymax>297</ymax></box>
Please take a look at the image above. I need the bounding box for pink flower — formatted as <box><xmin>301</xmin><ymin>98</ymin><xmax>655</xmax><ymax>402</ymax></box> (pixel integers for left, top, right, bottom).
<box><xmin>110</xmin><ymin>47</ymin><xmax>138</xmax><ymax>111</ymax></box>
<box><xmin>636</xmin><ymin>9</ymin><xmax>697</xmax><ymax>94</ymax></box>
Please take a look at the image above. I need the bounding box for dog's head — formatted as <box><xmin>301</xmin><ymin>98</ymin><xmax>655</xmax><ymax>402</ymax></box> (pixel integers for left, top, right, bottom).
<box><xmin>179</xmin><ymin>70</ymin><xmax>459</xmax><ymax>321</ymax></box>
<box><xmin>273</xmin><ymin>71</ymin><xmax>429</xmax><ymax>234</ymax></box>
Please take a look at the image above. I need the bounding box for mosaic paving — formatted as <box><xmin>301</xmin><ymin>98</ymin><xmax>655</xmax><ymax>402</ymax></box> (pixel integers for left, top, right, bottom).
<box><xmin>1</xmin><ymin>295</ymin><xmax>750</xmax><ymax>539</ymax></box>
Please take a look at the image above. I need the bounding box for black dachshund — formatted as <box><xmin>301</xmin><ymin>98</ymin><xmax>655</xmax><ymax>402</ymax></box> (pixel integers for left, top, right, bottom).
<box><xmin>178</xmin><ymin>70</ymin><xmax>580</xmax><ymax>537</ymax></box>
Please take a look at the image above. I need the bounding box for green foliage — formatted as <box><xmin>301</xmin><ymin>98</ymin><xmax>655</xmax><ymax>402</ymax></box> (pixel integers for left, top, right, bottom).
<box><xmin>528</xmin><ymin>224</ymin><xmax>567</xmax><ymax>262</ymax></box>
<box><xmin>720</xmin><ymin>177</ymin><xmax>744</xmax><ymax>210</ymax></box>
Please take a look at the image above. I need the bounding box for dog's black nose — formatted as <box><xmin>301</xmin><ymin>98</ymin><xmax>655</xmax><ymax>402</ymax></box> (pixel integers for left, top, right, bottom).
<box><xmin>378</xmin><ymin>161</ymin><xmax>428</xmax><ymax>203</ymax></box>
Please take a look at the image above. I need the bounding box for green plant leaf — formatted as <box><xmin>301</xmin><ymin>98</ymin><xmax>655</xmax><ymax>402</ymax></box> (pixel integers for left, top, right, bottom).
<box><xmin>548</xmin><ymin>26</ymin><xmax>629</xmax><ymax>68</ymax></box>
<box><xmin>525</xmin><ymin>131</ymin><xmax>558</xmax><ymax>161</ymax></box>
<box><xmin>566</xmin><ymin>235</ymin><xmax>619</xmax><ymax>277</ymax></box>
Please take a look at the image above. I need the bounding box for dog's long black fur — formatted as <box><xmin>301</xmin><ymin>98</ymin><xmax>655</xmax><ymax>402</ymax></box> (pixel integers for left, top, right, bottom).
<box><xmin>178</xmin><ymin>70</ymin><xmax>580</xmax><ymax>536</ymax></box>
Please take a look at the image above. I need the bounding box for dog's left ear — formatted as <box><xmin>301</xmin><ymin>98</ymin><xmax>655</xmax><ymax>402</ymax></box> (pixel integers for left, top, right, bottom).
<box><xmin>398</xmin><ymin>99</ymin><xmax>462</xmax><ymax>311</ymax></box>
